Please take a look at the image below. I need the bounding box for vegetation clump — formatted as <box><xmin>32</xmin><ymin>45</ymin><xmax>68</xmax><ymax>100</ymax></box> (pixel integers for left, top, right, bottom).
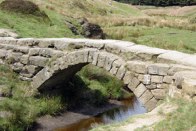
<box><xmin>0</xmin><ymin>0</ymin><xmax>49</xmax><ymax>18</ymax></box>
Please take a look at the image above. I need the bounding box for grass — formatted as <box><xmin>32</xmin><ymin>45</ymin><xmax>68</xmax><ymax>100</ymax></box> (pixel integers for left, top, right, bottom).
<box><xmin>0</xmin><ymin>64</ymin><xmax>127</xmax><ymax>130</ymax></box>
<box><xmin>0</xmin><ymin>65</ymin><xmax>63</xmax><ymax>130</ymax></box>
<box><xmin>0</xmin><ymin>8</ymin><xmax>76</xmax><ymax>38</ymax></box>
<box><xmin>136</xmin><ymin>98</ymin><xmax>196</xmax><ymax>131</ymax></box>
<box><xmin>104</xmin><ymin>25</ymin><xmax>196</xmax><ymax>53</ymax></box>
<box><xmin>78</xmin><ymin>64</ymin><xmax>125</xmax><ymax>100</ymax></box>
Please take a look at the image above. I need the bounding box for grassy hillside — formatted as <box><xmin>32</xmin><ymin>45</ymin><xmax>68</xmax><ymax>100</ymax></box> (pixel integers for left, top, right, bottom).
<box><xmin>0</xmin><ymin>0</ymin><xmax>195</xmax><ymax>53</ymax></box>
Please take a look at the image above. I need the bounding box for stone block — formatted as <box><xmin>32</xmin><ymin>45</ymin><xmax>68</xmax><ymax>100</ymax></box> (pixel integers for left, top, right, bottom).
<box><xmin>146</xmin><ymin>84</ymin><xmax>157</xmax><ymax>90</ymax></box>
<box><xmin>104</xmin><ymin>55</ymin><xmax>118</xmax><ymax>71</ymax></box>
<box><xmin>12</xmin><ymin>62</ymin><xmax>23</xmax><ymax>73</ymax></box>
<box><xmin>0</xmin><ymin>49</ymin><xmax>7</xmax><ymax>59</ymax></box>
<box><xmin>7</xmin><ymin>52</ymin><xmax>23</xmax><ymax>63</ymax></box>
<box><xmin>13</xmin><ymin>46</ymin><xmax>29</xmax><ymax>54</ymax></box>
<box><xmin>182</xmin><ymin>79</ymin><xmax>196</xmax><ymax>97</ymax></box>
<box><xmin>127</xmin><ymin>61</ymin><xmax>148</xmax><ymax>74</ymax></box>
<box><xmin>151</xmin><ymin>75</ymin><xmax>163</xmax><ymax>83</ymax></box>
<box><xmin>145</xmin><ymin>97</ymin><xmax>158</xmax><ymax>112</ymax></box>
<box><xmin>39</xmin><ymin>48</ymin><xmax>53</xmax><ymax>57</ymax></box>
<box><xmin>97</xmin><ymin>54</ymin><xmax>106</xmax><ymax>68</ymax></box>
<box><xmin>139</xmin><ymin>90</ymin><xmax>153</xmax><ymax>105</ymax></box>
<box><xmin>25</xmin><ymin>65</ymin><xmax>41</xmax><ymax>75</ymax></box>
<box><xmin>157</xmin><ymin>84</ymin><xmax>169</xmax><ymax>89</ymax></box>
<box><xmin>110</xmin><ymin>59</ymin><xmax>124</xmax><ymax>75</ymax></box>
<box><xmin>20</xmin><ymin>55</ymin><xmax>29</xmax><ymax>64</ymax></box>
<box><xmin>168</xmin><ymin>65</ymin><xmax>195</xmax><ymax>76</ymax></box>
<box><xmin>138</xmin><ymin>74</ymin><xmax>151</xmax><ymax>85</ymax></box>
<box><xmin>148</xmin><ymin>64</ymin><xmax>169</xmax><ymax>75</ymax></box>
<box><xmin>29</xmin><ymin>56</ymin><xmax>49</xmax><ymax>67</ymax></box>
<box><xmin>128</xmin><ymin>77</ymin><xmax>140</xmax><ymax>91</ymax></box>
<box><xmin>29</xmin><ymin>48</ymin><xmax>40</xmax><ymax>56</ymax></box>
<box><xmin>134</xmin><ymin>83</ymin><xmax>147</xmax><ymax>97</ymax></box>
<box><xmin>88</xmin><ymin>50</ymin><xmax>98</xmax><ymax>63</ymax></box>
<box><xmin>157</xmin><ymin>51</ymin><xmax>190</xmax><ymax>64</ymax></box>
<box><xmin>163</xmin><ymin>76</ymin><xmax>173</xmax><ymax>84</ymax></box>
<box><xmin>123</xmin><ymin>71</ymin><xmax>134</xmax><ymax>85</ymax></box>
<box><xmin>92</xmin><ymin>52</ymin><xmax>99</xmax><ymax>65</ymax></box>
<box><xmin>116</xmin><ymin>66</ymin><xmax>126</xmax><ymax>80</ymax></box>
<box><xmin>151</xmin><ymin>89</ymin><xmax>166</xmax><ymax>100</ymax></box>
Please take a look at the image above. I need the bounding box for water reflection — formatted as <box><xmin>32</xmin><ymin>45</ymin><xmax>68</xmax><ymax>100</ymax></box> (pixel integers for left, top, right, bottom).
<box><xmin>56</xmin><ymin>96</ymin><xmax>146</xmax><ymax>131</ymax></box>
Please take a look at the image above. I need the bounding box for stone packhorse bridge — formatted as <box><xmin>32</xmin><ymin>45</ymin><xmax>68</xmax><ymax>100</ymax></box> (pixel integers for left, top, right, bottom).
<box><xmin>0</xmin><ymin>37</ymin><xmax>196</xmax><ymax>111</ymax></box>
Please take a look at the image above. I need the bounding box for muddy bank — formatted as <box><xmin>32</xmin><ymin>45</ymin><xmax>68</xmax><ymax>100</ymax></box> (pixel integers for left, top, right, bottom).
<box><xmin>32</xmin><ymin>100</ymin><xmax>122</xmax><ymax>131</ymax></box>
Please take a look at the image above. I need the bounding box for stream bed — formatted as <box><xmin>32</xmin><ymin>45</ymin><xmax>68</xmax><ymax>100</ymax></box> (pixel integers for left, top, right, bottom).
<box><xmin>55</xmin><ymin>96</ymin><xmax>146</xmax><ymax>131</ymax></box>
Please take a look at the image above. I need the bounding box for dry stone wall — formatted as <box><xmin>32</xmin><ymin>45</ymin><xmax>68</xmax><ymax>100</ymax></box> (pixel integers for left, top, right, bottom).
<box><xmin>0</xmin><ymin>37</ymin><xmax>196</xmax><ymax>111</ymax></box>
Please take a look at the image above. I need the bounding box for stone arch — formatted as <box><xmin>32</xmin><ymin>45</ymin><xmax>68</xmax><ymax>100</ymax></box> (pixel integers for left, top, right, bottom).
<box><xmin>32</xmin><ymin>48</ymin><xmax>158</xmax><ymax>111</ymax></box>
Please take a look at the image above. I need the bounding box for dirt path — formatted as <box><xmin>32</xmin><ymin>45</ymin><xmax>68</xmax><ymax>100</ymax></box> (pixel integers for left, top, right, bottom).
<box><xmin>119</xmin><ymin>103</ymin><xmax>177</xmax><ymax>131</ymax></box>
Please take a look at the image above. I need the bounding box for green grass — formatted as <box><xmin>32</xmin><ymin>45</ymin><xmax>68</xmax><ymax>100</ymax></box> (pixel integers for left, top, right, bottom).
<box><xmin>0</xmin><ymin>9</ymin><xmax>76</xmax><ymax>38</ymax></box>
<box><xmin>136</xmin><ymin>98</ymin><xmax>196</xmax><ymax>131</ymax></box>
<box><xmin>78</xmin><ymin>65</ymin><xmax>125</xmax><ymax>100</ymax></box>
<box><xmin>104</xmin><ymin>26</ymin><xmax>196</xmax><ymax>53</ymax></box>
<box><xmin>0</xmin><ymin>64</ymin><xmax>127</xmax><ymax>130</ymax></box>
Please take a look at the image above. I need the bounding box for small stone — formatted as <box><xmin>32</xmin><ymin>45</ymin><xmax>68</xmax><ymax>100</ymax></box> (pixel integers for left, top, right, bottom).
<box><xmin>138</xmin><ymin>74</ymin><xmax>151</xmax><ymax>85</ymax></box>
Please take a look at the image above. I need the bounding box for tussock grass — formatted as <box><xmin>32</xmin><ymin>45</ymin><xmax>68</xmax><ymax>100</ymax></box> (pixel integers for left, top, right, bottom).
<box><xmin>0</xmin><ymin>64</ymin><xmax>63</xmax><ymax>130</ymax></box>
<box><xmin>136</xmin><ymin>98</ymin><xmax>196</xmax><ymax>131</ymax></box>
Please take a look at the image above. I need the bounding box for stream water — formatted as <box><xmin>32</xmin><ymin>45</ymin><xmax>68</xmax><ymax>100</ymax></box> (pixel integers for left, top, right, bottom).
<box><xmin>55</xmin><ymin>96</ymin><xmax>146</xmax><ymax>131</ymax></box>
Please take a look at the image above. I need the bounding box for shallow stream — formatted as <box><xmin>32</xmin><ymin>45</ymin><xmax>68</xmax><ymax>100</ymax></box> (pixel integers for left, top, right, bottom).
<box><xmin>55</xmin><ymin>96</ymin><xmax>146</xmax><ymax>131</ymax></box>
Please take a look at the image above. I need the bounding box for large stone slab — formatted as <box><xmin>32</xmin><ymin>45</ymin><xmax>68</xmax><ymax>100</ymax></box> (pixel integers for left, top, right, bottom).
<box><xmin>126</xmin><ymin>61</ymin><xmax>148</xmax><ymax>74</ymax></box>
<box><xmin>157</xmin><ymin>51</ymin><xmax>190</xmax><ymax>64</ymax></box>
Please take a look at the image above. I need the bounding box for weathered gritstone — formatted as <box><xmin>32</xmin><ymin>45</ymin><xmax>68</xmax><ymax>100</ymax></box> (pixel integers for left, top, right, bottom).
<box><xmin>0</xmin><ymin>37</ymin><xmax>196</xmax><ymax>111</ymax></box>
